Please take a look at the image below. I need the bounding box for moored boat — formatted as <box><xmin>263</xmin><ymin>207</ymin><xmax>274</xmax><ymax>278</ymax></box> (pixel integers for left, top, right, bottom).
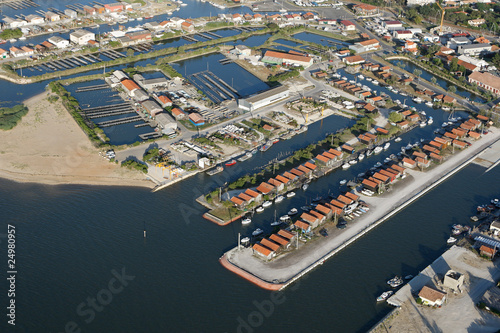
<box><xmin>279</xmin><ymin>215</ymin><xmax>289</xmax><ymax>221</ymax></box>
<box><xmin>342</xmin><ymin>163</ymin><xmax>351</xmax><ymax>169</ymax></box>
<box><xmin>349</xmin><ymin>159</ymin><xmax>357</xmax><ymax>165</ymax></box>
<box><xmin>420</xmin><ymin>121</ymin><xmax>426</xmax><ymax>127</ymax></box>
<box><xmin>395</xmin><ymin>137</ymin><xmax>402</xmax><ymax>142</ymax></box>
<box><xmin>427</xmin><ymin>117</ymin><xmax>433</xmax><ymax>125</ymax></box>
<box><xmin>374</xmin><ymin>146</ymin><xmax>383</xmax><ymax>154</ymax></box>
<box><xmin>256</xmin><ymin>206</ymin><xmax>264</xmax><ymax>213</ymax></box>
<box><xmin>242</xmin><ymin>218</ymin><xmax>251</xmax><ymax>225</ymax></box>
<box><xmin>286</xmin><ymin>191</ymin><xmax>296</xmax><ymax>198</ymax></box>
<box><xmin>288</xmin><ymin>208</ymin><xmax>298</xmax><ymax>215</ymax></box>
<box><xmin>262</xmin><ymin>200</ymin><xmax>272</xmax><ymax>208</ymax></box>
<box><xmin>206</xmin><ymin>165</ymin><xmax>223</xmax><ymax>176</ymax></box>
<box><xmin>339</xmin><ymin>179</ymin><xmax>347</xmax><ymax>185</ymax></box>
<box><xmin>302</xmin><ymin>183</ymin><xmax>309</xmax><ymax>191</ymax></box>
<box><xmin>383</xmin><ymin>142</ymin><xmax>390</xmax><ymax>150</ymax></box>
<box><xmin>377</xmin><ymin>291</ymin><xmax>394</xmax><ymax>302</ymax></box>
<box><xmin>275</xmin><ymin>195</ymin><xmax>284</xmax><ymax>203</ymax></box>
<box><xmin>252</xmin><ymin>228</ymin><xmax>263</xmax><ymax>236</ymax></box>
<box><xmin>447</xmin><ymin>236</ymin><xmax>457</xmax><ymax>244</ymax></box>
<box><xmin>358</xmin><ymin>153</ymin><xmax>365</xmax><ymax>161</ymax></box>
<box><xmin>225</xmin><ymin>160</ymin><xmax>236</xmax><ymax>167</ymax></box>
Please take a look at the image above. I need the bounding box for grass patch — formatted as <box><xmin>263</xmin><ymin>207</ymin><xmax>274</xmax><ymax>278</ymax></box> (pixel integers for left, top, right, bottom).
<box><xmin>0</xmin><ymin>104</ymin><xmax>29</xmax><ymax>130</ymax></box>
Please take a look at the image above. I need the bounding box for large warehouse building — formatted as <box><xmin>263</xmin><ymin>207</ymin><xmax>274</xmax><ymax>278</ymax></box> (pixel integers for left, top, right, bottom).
<box><xmin>238</xmin><ymin>86</ymin><xmax>289</xmax><ymax>112</ymax></box>
<box><xmin>261</xmin><ymin>50</ymin><xmax>313</xmax><ymax>68</ymax></box>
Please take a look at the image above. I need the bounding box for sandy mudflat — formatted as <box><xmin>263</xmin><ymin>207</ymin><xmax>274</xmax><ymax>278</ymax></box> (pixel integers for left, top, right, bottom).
<box><xmin>0</xmin><ymin>90</ymin><xmax>153</xmax><ymax>188</ymax></box>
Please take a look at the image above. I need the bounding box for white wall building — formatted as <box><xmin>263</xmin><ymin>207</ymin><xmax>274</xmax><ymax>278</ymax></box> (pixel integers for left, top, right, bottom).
<box><xmin>69</xmin><ymin>29</ymin><xmax>95</xmax><ymax>45</ymax></box>
<box><xmin>47</xmin><ymin>36</ymin><xmax>70</xmax><ymax>49</ymax></box>
<box><xmin>238</xmin><ymin>86</ymin><xmax>289</xmax><ymax>112</ymax></box>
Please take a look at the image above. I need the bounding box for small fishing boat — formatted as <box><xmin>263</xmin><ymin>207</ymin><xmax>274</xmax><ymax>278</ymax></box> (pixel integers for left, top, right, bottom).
<box><xmin>452</xmin><ymin>224</ymin><xmax>463</xmax><ymax>230</ymax></box>
<box><xmin>312</xmin><ymin>195</ymin><xmax>322</xmax><ymax>203</ymax></box>
<box><xmin>349</xmin><ymin>159</ymin><xmax>357</xmax><ymax>165</ymax></box>
<box><xmin>420</xmin><ymin>121</ymin><xmax>426</xmax><ymax>127</ymax></box>
<box><xmin>238</xmin><ymin>152</ymin><xmax>253</xmax><ymax>162</ymax></box>
<box><xmin>262</xmin><ymin>200</ymin><xmax>272</xmax><ymax>208</ymax></box>
<box><xmin>358</xmin><ymin>74</ymin><xmax>365</xmax><ymax>80</ymax></box>
<box><xmin>280</xmin><ymin>215</ymin><xmax>290</xmax><ymax>221</ymax></box>
<box><xmin>302</xmin><ymin>183</ymin><xmax>309</xmax><ymax>191</ymax></box>
<box><xmin>301</xmin><ymin>206</ymin><xmax>311</xmax><ymax>212</ymax></box>
<box><xmin>366</xmin><ymin>149</ymin><xmax>373</xmax><ymax>156</ymax></box>
<box><xmin>413</xmin><ymin>97</ymin><xmax>423</xmax><ymax>103</ymax></box>
<box><xmin>395</xmin><ymin>137</ymin><xmax>402</xmax><ymax>142</ymax></box>
<box><xmin>288</xmin><ymin>208</ymin><xmax>298</xmax><ymax>215</ymax></box>
<box><xmin>270</xmin><ymin>221</ymin><xmax>282</xmax><ymax>227</ymax></box>
<box><xmin>252</xmin><ymin>228</ymin><xmax>263</xmax><ymax>236</ymax></box>
<box><xmin>256</xmin><ymin>206</ymin><xmax>264</xmax><ymax>213</ymax></box>
<box><xmin>358</xmin><ymin>153</ymin><xmax>365</xmax><ymax>161</ymax></box>
<box><xmin>377</xmin><ymin>291</ymin><xmax>394</xmax><ymax>302</ymax></box>
<box><xmin>275</xmin><ymin>195</ymin><xmax>284</xmax><ymax>203</ymax></box>
<box><xmin>452</xmin><ymin>229</ymin><xmax>462</xmax><ymax>235</ymax></box>
<box><xmin>404</xmin><ymin>275</ymin><xmax>413</xmax><ymax>280</ymax></box>
<box><xmin>383</xmin><ymin>142</ymin><xmax>390</xmax><ymax>150</ymax></box>
<box><xmin>225</xmin><ymin>160</ymin><xmax>236</xmax><ymax>167</ymax></box>
<box><xmin>427</xmin><ymin>117</ymin><xmax>434</xmax><ymax>125</ymax></box>
<box><xmin>241</xmin><ymin>237</ymin><xmax>250</xmax><ymax>244</ymax></box>
<box><xmin>366</xmin><ymin>77</ymin><xmax>373</xmax><ymax>82</ymax></box>
<box><xmin>242</xmin><ymin>218</ymin><xmax>251</xmax><ymax>225</ymax></box>
<box><xmin>273</xmin><ymin>138</ymin><xmax>280</xmax><ymax>144</ymax></box>
<box><xmin>372</xmin><ymin>80</ymin><xmax>379</xmax><ymax>85</ymax></box>
<box><xmin>374</xmin><ymin>162</ymin><xmax>382</xmax><ymax>168</ymax></box>
<box><xmin>447</xmin><ymin>237</ymin><xmax>457</xmax><ymax>244</ymax></box>
<box><xmin>286</xmin><ymin>191</ymin><xmax>296</xmax><ymax>198</ymax></box>
<box><xmin>374</xmin><ymin>146</ymin><xmax>383</xmax><ymax>154</ymax></box>
<box><xmin>387</xmin><ymin>276</ymin><xmax>403</xmax><ymax>288</ymax></box>
<box><xmin>425</xmin><ymin>101</ymin><xmax>433</xmax><ymax>107</ymax></box>
<box><xmin>342</xmin><ymin>163</ymin><xmax>351</xmax><ymax>169</ymax></box>
<box><xmin>339</xmin><ymin>179</ymin><xmax>347</xmax><ymax>185</ymax></box>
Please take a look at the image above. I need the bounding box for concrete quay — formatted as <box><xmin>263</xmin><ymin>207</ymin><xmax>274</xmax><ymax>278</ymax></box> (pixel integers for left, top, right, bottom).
<box><xmin>220</xmin><ymin>128</ymin><xmax>500</xmax><ymax>290</ymax></box>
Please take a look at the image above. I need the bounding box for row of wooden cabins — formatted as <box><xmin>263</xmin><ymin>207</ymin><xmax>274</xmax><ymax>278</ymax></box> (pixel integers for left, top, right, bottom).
<box><xmin>396</xmin><ymin>110</ymin><xmax>422</xmax><ymax>130</ymax></box>
<box><xmin>252</xmin><ymin>229</ymin><xmax>296</xmax><ymax>260</ymax></box>
<box><xmin>401</xmin><ymin>117</ymin><xmax>486</xmax><ymax>170</ymax></box>
<box><xmin>293</xmin><ymin>192</ymin><xmax>360</xmax><ymax>233</ymax></box>
<box><xmin>230</xmin><ymin>162</ymin><xmax>318</xmax><ymax>207</ymax></box>
<box><xmin>362</xmin><ymin>164</ymin><xmax>407</xmax><ymax>193</ymax></box>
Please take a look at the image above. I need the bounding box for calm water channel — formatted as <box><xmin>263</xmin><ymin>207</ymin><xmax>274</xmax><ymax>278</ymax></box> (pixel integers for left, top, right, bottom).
<box><xmin>1</xmin><ymin>2</ymin><xmax>498</xmax><ymax>332</ymax></box>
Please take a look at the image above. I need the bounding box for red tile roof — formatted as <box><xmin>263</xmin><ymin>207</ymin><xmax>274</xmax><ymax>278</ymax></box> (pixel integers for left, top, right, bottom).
<box><xmin>294</xmin><ymin>220</ymin><xmax>311</xmax><ymax>231</ymax></box>
<box><xmin>270</xmin><ymin>234</ymin><xmax>290</xmax><ymax>246</ymax></box>
<box><xmin>261</xmin><ymin>238</ymin><xmax>280</xmax><ymax>251</ymax></box>
<box><xmin>344</xmin><ymin>192</ymin><xmax>359</xmax><ymax>201</ymax></box>
<box><xmin>278</xmin><ymin>229</ymin><xmax>295</xmax><ymax>240</ymax></box>
<box><xmin>264</xmin><ymin>50</ymin><xmax>312</xmax><ymax>63</ymax></box>
<box><xmin>253</xmin><ymin>243</ymin><xmax>273</xmax><ymax>256</ymax></box>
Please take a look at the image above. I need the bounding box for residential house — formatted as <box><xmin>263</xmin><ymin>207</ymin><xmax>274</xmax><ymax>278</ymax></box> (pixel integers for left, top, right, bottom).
<box><xmin>260</xmin><ymin>238</ymin><xmax>281</xmax><ymax>254</ymax></box>
<box><xmin>362</xmin><ymin>179</ymin><xmax>379</xmax><ymax>192</ymax></box>
<box><xmin>171</xmin><ymin>107</ymin><xmax>186</xmax><ymax>120</ymax></box>
<box><xmin>452</xmin><ymin>139</ymin><xmax>468</xmax><ymax>149</ymax></box>
<box><xmin>479</xmin><ymin>245</ymin><xmax>496</xmax><ymax>258</ymax></box>
<box><xmin>47</xmin><ymin>36</ymin><xmax>69</xmax><ymax>49</ymax></box>
<box><xmin>341</xmin><ymin>144</ymin><xmax>355</xmax><ymax>154</ymax></box>
<box><xmin>69</xmin><ymin>29</ymin><xmax>95</xmax><ymax>45</ymax></box>
<box><xmin>415</xmin><ymin>157</ymin><xmax>431</xmax><ymax>168</ymax></box>
<box><xmin>397</xmin><ymin>120</ymin><xmax>410</xmax><ymax>129</ymax></box>
<box><xmin>339</xmin><ymin>20</ymin><xmax>356</xmax><ymax>31</ymax></box>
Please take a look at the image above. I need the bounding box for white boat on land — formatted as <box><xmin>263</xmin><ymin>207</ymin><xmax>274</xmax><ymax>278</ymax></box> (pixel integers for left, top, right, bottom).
<box><xmin>342</xmin><ymin>163</ymin><xmax>351</xmax><ymax>169</ymax></box>
<box><xmin>242</xmin><ymin>218</ymin><xmax>251</xmax><ymax>225</ymax></box>
<box><xmin>288</xmin><ymin>208</ymin><xmax>298</xmax><ymax>215</ymax></box>
<box><xmin>252</xmin><ymin>228</ymin><xmax>263</xmax><ymax>236</ymax></box>
<box><xmin>286</xmin><ymin>191</ymin><xmax>296</xmax><ymax>198</ymax></box>
<box><xmin>340</xmin><ymin>179</ymin><xmax>347</xmax><ymax>185</ymax></box>
<box><xmin>256</xmin><ymin>206</ymin><xmax>264</xmax><ymax>213</ymax></box>
<box><xmin>377</xmin><ymin>291</ymin><xmax>394</xmax><ymax>302</ymax></box>
<box><xmin>395</xmin><ymin>137</ymin><xmax>402</xmax><ymax>142</ymax></box>
<box><xmin>447</xmin><ymin>236</ymin><xmax>457</xmax><ymax>244</ymax></box>
<box><xmin>262</xmin><ymin>201</ymin><xmax>272</xmax><ymax>208</ymax></box>
<box><xmin>383</xmin><ymin>142</ymin><xmax>390</xmax><ymax>150</ymax></box>
<box><xmin>275</xmin><ymin>195</ymin><xmax>284</xmax><ymax>203</ymax></box>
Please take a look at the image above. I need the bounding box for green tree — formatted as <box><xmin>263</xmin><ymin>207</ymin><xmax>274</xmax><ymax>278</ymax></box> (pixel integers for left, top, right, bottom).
<box><xmin>413</xmin><ymin>69</ymin><xmax>422</xmax><ymax>77</ymax></box>
<box><xmin>449</xmin><ymin>86</ymin><xmax>457</xmax><ymax>93</ymax></box>
<box><xmin>388</xmin><ymin>112</ymin><xmax>403</xmax><ymax>123</ymax></box>
<box><xmin>450</xmin><ymin>58</ymin><xmax>459</xmax><ymax>72</ymax></box>
<box><xmin>431</xmin><ymin>77</ymin><xmax>437</xmax><ymax>84</ymax></box>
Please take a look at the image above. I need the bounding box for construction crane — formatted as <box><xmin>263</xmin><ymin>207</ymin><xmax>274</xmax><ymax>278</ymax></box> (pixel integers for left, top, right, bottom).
<box><xmin>436</xmin><ymin>1</ymin><xmax>446</xmax><ymax>36</ymax></box>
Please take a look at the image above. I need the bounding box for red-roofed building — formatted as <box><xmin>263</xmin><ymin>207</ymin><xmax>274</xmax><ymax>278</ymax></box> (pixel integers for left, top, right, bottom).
<box><xmin>452</xmin><ymin>139</ymin><xmax>468</xmax><ymax>149</ymax></box>
<box><xmin>270</xmin><ymin>234</ymin><xmax>290</xmax><ymax>248</ymax></box>
<box><xmin>245</xmin><ymin>189</ymin><xmax>262</xmax><ymax>202</ymax></box>
<box><xmin>261</xmin><ymin>238</ymin><xmax>280</xmax><ymax>252</ymax></box>
<box><xmin>158</xmin><ymin>95</ymin><xmax>173</xmax><ymax>107</ymax></box>
<box><xmin>309</xmin><ymin>210</ymin><xmax>326</xmax><ymax>225</ymax></box>
<box><xmin>353</xmin><ymin>3</ymin><xmax>378</xmax><ymax>16</ymax></box>
<box><xmin>362</xmin><ymin>179</ymin><xmax>378</xmax><ymax>192</ymax></box>
<box><xmin>283</xmin><ymin>171</ymin><xmax>298</xmax><ymax>183</ymax></box>
<box><xmin>253</xmin><ymin>243</ymin><xmax>275</xmax><ymax>260</ymax></box>
<box><xmin>402</xmin><ymin>157</ymin><xmax>416</xmax><ymax>169</ymax></box>
<box><xmin>268</xmin><ymin>178</ymin><xmax>284</xmax><ymax>192</ymax></box>
<box><xmin>230</xmin><ymin>196</ymin><xmax>244</xmax><ymax>206</ymax></box>
<box><xmin>278</xmin><ymin>229</ymin><xmax>295</xmax><ymax>241</ymax></box>
<box><xmin>340</xmin><ymin>20</ymin><xmax>356</xmax><ymax>31</ymax></box>
<box><xmin>337</xmin><ymin>194</ymin><xmax>353</xmax><ymax>205</ymax></box>
<box><xmin>171</xmin><ymin>107</ymin><xmax>186</xmax><ymax>120</ymax></box>
<box><xmin>415</xmin><ymin>157</ymin><xmax>431</xmax><ymax>168</ymax></box>
<box><xmin>256</xmin><ymin>182</ymin><xmax>274</xmax><ymax>195</ymax></box>
<box><xmin>297</xmin><ymin>165</ymin><xmax>313</xmax><ymax>176</ymax></box>
<box><xmin>262</xmin><ymin>50</ymin><xmax>313</xmax><ymax>67</ymax></box>
<box><xmin>294</xmin><ymin>220</ymin><xmax>311</xmax><ymax>233</ymax></box>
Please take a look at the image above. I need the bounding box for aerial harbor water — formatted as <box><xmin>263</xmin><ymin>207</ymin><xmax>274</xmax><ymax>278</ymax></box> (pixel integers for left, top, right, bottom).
<box><xmin>2</xmin><ymin>0</ymin><xmax>500</xmax><ymax>332</ymax></box>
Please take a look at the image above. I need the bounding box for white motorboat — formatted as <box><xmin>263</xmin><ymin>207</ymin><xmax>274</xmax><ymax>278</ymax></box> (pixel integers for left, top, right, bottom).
<box><xmin>425</xmin><ymin>101</ymin><xmax>433</xmax><ymax>107</ymax></box>
<box><xmin>302</xmin><ymin>183</ymin><xmax>309</xmax><ymax>191</ymax></box>
<box><xmin>395</xmin><ymin>137</ymin><xmax>402</xmax><ymax>142</ymax></box>
<box><xmin>405</xmin><ymin>143</ymin><xmax>413</xmax><ymax>150</ymax></box>
<box><xmin>349</xmin><ymin>159</ymin><xmax>357</xmax><ymax>165</ymax></box>
<box><xmin>339</xmin><ymin>179</ymin><xmax>347</xmax><ymax>185</ymax></box>
<box><xmin>377</xmin><ymin>291</ymin><xmax>394</xmax><ymax>302</ymax></box>
<box><xmin>358</xmin><ymin>153</ymin><xmax>365</xmax><ymax>161</ymax></box>
<box><xmin>372</xmin><ymin>80</ymin><xmax>379</xmax><ymax>85</ymax></box>
<box><xmin>387</xmin><ymin>276</ymin><xmax>403</xmax><ymax>288</ymax></box>
<box><xmin>374</xmin><ymin>162</ymin><xmax>382</xmax><ymax>168</ymax></box>
<box><xmin>400</xmin><ymin>92</ymin><xmax>408</xmax><ymax>96</ymax></box>
<box><xmin>252</xmin><ymin>228</ymin><xmax>263</xmax><ymax>236</ymax></box>
<box><xmin>256</xmin><ymin>206</ymin><xmax>264</xmax><ymax>213</ymax></box>
<box><xmin>342</xmin><ymin>163</ymin><xmax>350</xmax><ymax>169</ymax></box>
<box><xmin>447</xmin><ymin>237</ymin><xmax>457</xmax><ymax>244</ymax></box>
<box><xmin>366</xmin><ymin>149</ymin><xmax>373</xmax><ymax>156</ymax></box>
<box><xmin>241</xmin><ymin>237</ymin><xmax>250</xmax><ymax>244</ymax></box>
<box><xmin>383</xmin><ymin>142</ymin><xmax>390</xmax><ymax>150</ymax></box>
<box><xmin>341</xmin><ymin>76</ymin><xmax>348</xmax><ymax>80</ymax></box>
<box><xmin>262</xmin><ymin>201</ymin><xmax>272</xmax><ymax>208</ymax></box>
<box><xmin>366</xmin><ymin>77</ymin><xmax>373</xmax><ymax>82</ymax></box>
<box><xmin>286</xmin><ymin>191</ymin><xmax>296</xmax><ymax>198</ymax></box>
<box><xmin>420</xmin><ymin>122</ymin><xmax>426</xmax><ymax>127</ymax></box>
<box><xmin>384</xmin><ymin>157</ymin><xmax>391</xmax><ymax>163</ymax></box>
<box><xmin>275</xmin><ymin>195</ymin><xmax>284</xmax><ymax>203</ymax></box>
<box><xmin>374</xmin><ymin>146</ymin><xmax>383</xmax><ymax>154</ymax></box>
<box><xmin>413</xmin><ymin>97</ymin><xmax>423</xmax><ymax>103</ymax></box>
<box><xmin>427</xmin><ymin>117</ymin><xmax>433</xmax><ymax>125</ymax></box>
<box><xmin>358</xmin><ymin>74</ymin><xmax>365</xmax><ymax>80</ymax></box>
<box><xmin>242</xmin><ymin>218</ymin><xmax>252</xmax><ymax>225</ymax></box>
<box><xmin>288</xmin><ymin>208</ymin><xmax>298</xmax><ymax>215</ymax></box>
<box><xmin>280</xmin><ymin>215</ymin><xmax>290</xmax><ymax>221</ymax></box>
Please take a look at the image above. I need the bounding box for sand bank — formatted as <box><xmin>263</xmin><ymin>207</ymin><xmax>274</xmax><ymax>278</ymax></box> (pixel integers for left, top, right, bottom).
<box><xmin>0</xmin><ymin>90</ymin><xmax>153</xmax><ymax>188</ymax></box>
